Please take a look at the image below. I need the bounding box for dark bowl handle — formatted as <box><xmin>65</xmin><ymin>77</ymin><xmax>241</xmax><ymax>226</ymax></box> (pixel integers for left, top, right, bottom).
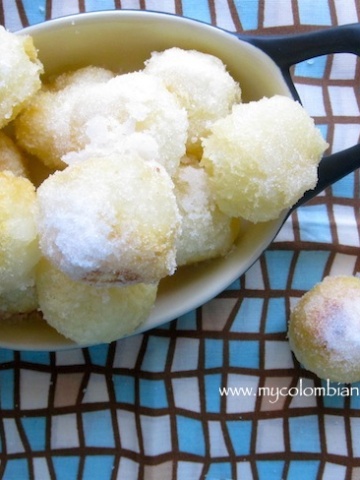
<box><xmin>236</xmin><ymin>23</ymin><xmax>360</xmax><ymax>210</ymax></box>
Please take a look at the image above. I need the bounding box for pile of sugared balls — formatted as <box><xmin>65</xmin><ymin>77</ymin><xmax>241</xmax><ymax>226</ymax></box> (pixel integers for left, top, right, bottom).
<box><xmin>0</xmin><ymin>26</ymin><xmax>328</xmax><ymax>346</ymax></box>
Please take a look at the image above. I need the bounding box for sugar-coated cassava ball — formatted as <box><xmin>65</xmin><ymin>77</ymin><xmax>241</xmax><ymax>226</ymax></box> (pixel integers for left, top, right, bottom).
<box><xmin>37</xmin><ymin>153</ymin><xmax>181</xmax><ymax>285</ymax></box>
<box><xmin>201</xmin><ymin>95</ymin><xmax>328</xmax><ymax>222</ymax></box>
<box><xmin>14</xmin><ymin>66</ymin><xmax>115</xmax><ymax>170</ymax></box>
<box><xmin>36</xmin><ymin>258</ymin><xmax>158</xmax><ymax>345</ymax></box>
<box><xmin>173</xmin><ymin>158</ymin><xmax>239</xmax><ymax>266</ymax></box>
<box><xmin>0</xmin><ymin>26</ymin><xmax>43</xmax><ymax>128</ymax></box>
<box><xmin>0</xmin><ymin>171</ymin><xmax>40</xmax><ymax>314</ymax></box>
<box><xmin>144</xmin><ymin>47</ymin><xmax>241</xmax><ymax>154</ymax></box>
<box><xmin>62</xmin><ymin>72</ymin><xmax>188</xmax><ymax>175</ymax></box>
<box><xmin>289</xmin><ymin>276</ymin><xmax>360</xmax><ymax>383</ymax></box>
<box><xmin>15</xmin><ymin>69</ymin><xmax>188</xmax><ymax>175</ymax></box>
<box><xmin>0</xmin><ymin>131</ymin><xmax>29</xmax><ymax>177</ymax></box>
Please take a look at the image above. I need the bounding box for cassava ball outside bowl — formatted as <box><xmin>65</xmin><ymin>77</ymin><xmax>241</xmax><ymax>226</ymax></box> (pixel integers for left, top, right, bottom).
<box><xmin>1</xmin><ymin>10</ymin><xmax>360</xmax><ymax>350</ymax></box>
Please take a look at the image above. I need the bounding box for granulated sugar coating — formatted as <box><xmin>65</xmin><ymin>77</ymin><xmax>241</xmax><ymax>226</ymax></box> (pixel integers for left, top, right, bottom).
<box><xmin>37</xmin><ymin>258</ymin><xmax>158</xmax><ymax>345</ymax></box>
<box><xmin>201</xmin><ymin>95</ymin><xmax>328</xmax><ymax>222</ymax></box>
<box><xmin>36</xmin><ymin>153</ymin><xmax>181</xmax><ymax>285</ymax></box>
<box><xmin>0</xmin><ymin>171</ymin><xmax>40</xmax><ymax>315</ymax></box>
<box><xmin>144</xmin><ymin>47</ymin><xmax>241</xmax><ymax>155</ymax></box>
<box><xmin>0</xmin><ymin>26</ymin><xmax>43</xmax><ymax>129</ymax></box>
<box><xmin>289</xmin><ymin>276</ymin><xmax>360</xmax><ymax>383</ymax></box>
<box><xmin>15</xmin><ymin>69</ymin><xmax>188</xmax><ymax>175</ymax></box>
<box><xmin>173</xmin><ymin>158</ymin><xmax>238</xmax><ymax>266</ymax></box>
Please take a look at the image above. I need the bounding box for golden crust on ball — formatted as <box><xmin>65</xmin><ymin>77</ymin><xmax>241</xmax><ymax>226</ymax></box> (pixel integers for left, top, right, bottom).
<box><xmin>0</xmin><ymin>131</ymin><xmax>29</xmax><ymax>177</ymax></box>
<box><xmin>0</xmin><ymin>171</ymin><xmax>40</xmax><ymax>315</ymax></box>
<box><xmin>144</xmin><ymin>47</ymin><xmax>241</xmax><ymax>154</ymax></box>
<box><xmin>37</xmin><ymin>153</ymin><xmax>181</xmax><ymax>285</ymax></box>
<box><xmin>289</xmin><ymin>275</ymin><xmax>360</xmax><ymax>383</ymax></box>
<box><xmin>0</xmin><ymin>27</ymin><xmax>43</xmax><ymax>128</ymax></box>
<box><xmin>36</xmin><ymin>258</ymin><xmax>158</xmax><ymax>344</ymax></box>
<box><xmin>174</xmin><ymin>158</ymin><xmax>239</xmax><ymax>266</ymax></box>
<box><xmin>201</xmin><ymin>95</ymin><xmax>328</xmax><ymax>222</ymax></box>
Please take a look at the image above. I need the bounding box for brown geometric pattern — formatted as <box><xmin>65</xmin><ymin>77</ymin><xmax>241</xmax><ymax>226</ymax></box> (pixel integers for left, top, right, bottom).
<box><xmin>1</xmin><ymin>1</ymin><xmax>360</xmax><ymax>479</ymax></box>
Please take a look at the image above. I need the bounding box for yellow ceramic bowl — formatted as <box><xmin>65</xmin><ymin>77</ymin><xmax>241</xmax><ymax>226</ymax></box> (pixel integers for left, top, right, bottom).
<box><xmin>0</xmin><ymin>10</ymin><xmax>293</xmax><ymax>350</ymax></box>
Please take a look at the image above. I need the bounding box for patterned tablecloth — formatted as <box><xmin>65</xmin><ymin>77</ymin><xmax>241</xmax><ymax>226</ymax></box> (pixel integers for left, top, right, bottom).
<box><xmin>1</xmin><ymin>1</ymin><xmax>360</xmax><ymax>479</ymax></box>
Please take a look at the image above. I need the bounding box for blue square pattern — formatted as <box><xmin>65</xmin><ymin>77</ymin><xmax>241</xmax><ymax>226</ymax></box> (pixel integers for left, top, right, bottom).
<box><xmin>88</xmin><ymin>344</ymin><xmax>109</xmax><ymax>366</ymax></box>
<box><xmin>289</xmin><ymin>415</ymin><xmax>321</xmax><ymax>453</ymax></box>
<box><xmin>3</xmin><ymin>459</ymin><xmax>29</xmax><ymax>480</ymax></box>
<box><xmin>113</xmin><ymin>375</ymin><xmax>135</xmax><ymax>405</ymax></box>
<box><xmin>20</xmin><ymin>351</ymin><xmax>51</xmax><ymax>365</ymax></box>
<box><xmin>298</xmin><ymin>0</ymin><xmax>332</xmax><ymax>25</ymax></box>
<box><xmin>264</xmin><ymin>250</ymin><xmax>294</xmax><ymax>290</ymax></box>
<box><xmin>82</xmin><ymin>411</ymin><xmax>115</xmax><ymax>448</ymax></box>
<box><xmin>53</xmin><ymin>456</ymin><xmax>80</xmax><ymax>480</ymax></box>
<box><xmin>332</xmin><ymin>173</ymin><xmax>355</xmax><ymax>199</ymax></box>
<box><xmin>233</xmin><ymin>0</ymin><xmax>259</xmax><ymax>30</ymax></box>
<box><xmin>177</xmin><ymin>415</ymin><xmax>205</xmax><ymax>456</ymax></box>
<box><xmin>226</xmin><ymin>420</ymin><xmax>252</xmax><ymax>456</ymax></box>
<box><xmin>231</xmin><ymin>298</ymin><xmax>263</xmax><ymax>333</ymax></box>
<box><xmin>229</xmin><ymin>340</ymin><xmax>259</xmax><ymax>369</ymax></box>
<box><xmin>141</xmin><ymin>336</ymin><xmax>170</xmax><ymax>372</ymax></box>
<box><xmin>205</xmin><ymin>339</ymin><xmax>223</xmax><ymax>369</ymax></box>
<box><xmin>257</xmin><ymin>461</ymin><xmax>285</xmax><ymax>480</ymax></box>
<box><xmin>176</xmin><ymin>310</ymin><xmax>197</xmax><ymax>330</ymax></box>
<box><xmin>205</xmin><ymin>374</ymin><xmax>222</xmax><ymax>413</ymax></box>
<box><xmin>85</xmin><ymin>0</ymin><xmax>115</xmax><ymax>12</ymax></box>
<box><xmin>206</xmin><ymin>462</ymin><xmax>232</xmax><ymax>479</ymax></box>
<box><xmin>265</xmin><ymin>298</ymin><xmax>287</xmax><ymax>333</ymax></box>
<box><xmin>139</xmin><ymin>379</ymin><xmax>168</xmax><ymax>409</ymax></box>
<box><xmin>0</xmin><ymin>369</ymin><xmax>14</xmax><ymax>410</ymax></box>
<box><xmin>322</xmin><ymin>380</ymin><xmax>345</xmax><ymax>409</ymax></box>
<box><xmin>294</xmin><ymin>55</ymin><xmax>327</xmax><ymax>79</ymax></box>
<box><xmin>22</xmin><ymin>0</ymin><xmax>46</xmax><ymax>25</ymax></box>
<box><xmin>21</xmin><ymin>417</ymin><xmax>46</xmax><ymax>452</ymax></box>
<box><xmin>287</xmin><ymin>460</ymin><xmax>320</xmax><ymax>480</ymax></box>
<box><xmin>182</xmin><ymin>0</ymin><xmax>211</xmax><ymax>23</ymax></box>
<box><xmin>0</xmin><ymin>348</ymin><xmax>14</xmax><ymax>363</ymax></box>
<box><xmin>291</xmin><ymin>251</ymin><xmax>330</xmax><ymax>291</ymax></box>
<box><xmin>83</xmin><ymin>455</ymin><xmax>115</xmax><ymax>480</ymax></box>
<box><xmin>297</xmin><ymin>205</ymin><xmax>332</xmax><ymax>244</ymax></box>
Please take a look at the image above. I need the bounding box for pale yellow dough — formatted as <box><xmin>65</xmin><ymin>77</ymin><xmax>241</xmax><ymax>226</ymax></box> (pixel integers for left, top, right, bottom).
<box><xmin>0</xmin><ymin>171</ymin><xmax>40</xmax><ymax>315</ymax></box>
<box><xmin>36</xmin><ymin>258</ymin><xmax>158</xmax><ymax>345</ymax></box>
